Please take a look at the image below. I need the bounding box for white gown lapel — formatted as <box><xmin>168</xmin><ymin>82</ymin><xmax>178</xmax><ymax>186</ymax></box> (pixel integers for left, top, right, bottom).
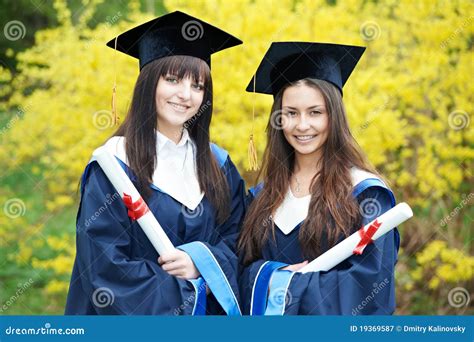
<box><xmin>273</xmin><ymin>190</ymin><xmax>311</xmax><ymax>235</ymax></box>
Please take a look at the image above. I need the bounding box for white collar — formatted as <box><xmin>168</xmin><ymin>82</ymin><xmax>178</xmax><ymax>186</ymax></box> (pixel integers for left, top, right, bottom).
<box><xmin>97</xmin><ymin>131</ymin><xmax>204</xmax><ymax>210</ymax></box>
<box><xmin>273</xmin><ymin>190</ymin><xmax>311</xmax><ymax>235</ymax></box>
<box><xmin>156</xmin><ymin>129</ymin><xmax>190</xmax><ymax>153</ymax></box>
<box><xmin>273</xmin><ymin>167</ymin><xmax>381</xmax><ymax>235</ymax></box>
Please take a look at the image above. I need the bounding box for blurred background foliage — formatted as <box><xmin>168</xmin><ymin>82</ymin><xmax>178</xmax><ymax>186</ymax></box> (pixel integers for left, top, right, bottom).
<box><xmin>0</xmin><ymin>0</ymin><xmax>472</xmax><ymax>314</ymax></box>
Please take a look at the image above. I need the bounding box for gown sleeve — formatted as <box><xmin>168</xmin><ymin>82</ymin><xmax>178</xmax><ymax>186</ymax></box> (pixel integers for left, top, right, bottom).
<box><xmin>177</xmin><ymin>155</ymin><xmax>246</xmax><ymax>315</ymax></box>
<box><xmin>272</xmin><ymin>186</ymin><xmax>400</xmax><ymax>315</ymax></box>
<box><xmin>65</xmin><ymin>162</ymin><xmax>206</xmax><ymax>315</ymax></box>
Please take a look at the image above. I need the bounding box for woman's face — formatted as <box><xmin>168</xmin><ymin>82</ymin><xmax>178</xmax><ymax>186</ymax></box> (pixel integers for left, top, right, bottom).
<box><xmin>281</xmin><ymin>82</ymin><xmax>329</xmax><ymax>157</ymax></box>
<box><xmin>155</xmin><ymin>73</ymin><xmax>205</xmax><ymax>134</ymax></box>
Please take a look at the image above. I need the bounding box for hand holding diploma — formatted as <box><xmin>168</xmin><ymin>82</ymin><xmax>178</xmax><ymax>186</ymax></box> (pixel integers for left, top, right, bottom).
<box><xmin>158</xmin><ymin>250</ymin><xmax>201</xmax><ymax>280</ymax></box>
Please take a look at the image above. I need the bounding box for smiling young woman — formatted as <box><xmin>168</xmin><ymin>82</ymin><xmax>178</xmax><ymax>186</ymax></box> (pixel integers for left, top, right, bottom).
<box><xmin>153</xmin><ymin>59</ymin><xmax>206</xmax><ymax>143</ymax></box>
<box><xmin>65</xmin><ymin>11</ymin><xmax>245</xmax><ymax>316</ymax></box>
<box><xmin>238</xmin><ymin>42</ymin><xmax>400</xmax><ymax>315</ymax></box>
<box><xmin>280</xmin><ymin>81</ymin><xmax>329</xmax><ymax>198</ymax></box>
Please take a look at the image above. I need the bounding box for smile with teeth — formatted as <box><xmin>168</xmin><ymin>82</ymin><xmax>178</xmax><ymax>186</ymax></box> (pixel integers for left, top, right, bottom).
<box><xmin>294</xmin><ymin>135</ymin><xmax>316</xmax><ymax>141</ymax></box>
<box><xmin>168</xmin><ymin>102</ymin><xmax>190</xmax><ymax>111</ymax></box>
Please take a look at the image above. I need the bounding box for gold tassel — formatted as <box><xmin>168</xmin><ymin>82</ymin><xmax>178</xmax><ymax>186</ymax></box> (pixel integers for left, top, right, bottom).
<box><xmin>248</xmin><ymin>133</ymin><xmax>258</xmax><ymax>171</ymax></box>
<box><xmin>247</xmin><ymin>74</ymin><xmax>259</xmax><ymax>171</ymax></box>
<box><xmin>111</xmin><ymin>36</ymin><xmax>119</xmax><ymax>126</ymax></box>
<box><xmin>112</xmin><ymin>84</ymin><xmax>118</xmax><ymax>125</ymax></box>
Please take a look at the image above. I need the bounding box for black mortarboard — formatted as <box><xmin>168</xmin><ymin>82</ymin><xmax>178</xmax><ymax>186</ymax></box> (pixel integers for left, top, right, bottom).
<box><xmin>106</xmin><ymin>11</ymin><xmax>242</xmax><ymax>69</ymax></box>
<box><xmin>246</xmin><ymin>42</ymin><xmax>365</xmax><ymax>96</ymax></box>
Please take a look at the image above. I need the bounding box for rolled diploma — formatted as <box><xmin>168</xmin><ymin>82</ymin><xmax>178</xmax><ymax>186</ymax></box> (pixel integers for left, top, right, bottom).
<box><xmin>92</xmin><ymin>146</ymin><xmax>175</xmax><ymax>255</ymax></box>
<box><xmin>298</xmin><ymin>202</ymin><xmax>412</xmax><ymax>274</ymax></box>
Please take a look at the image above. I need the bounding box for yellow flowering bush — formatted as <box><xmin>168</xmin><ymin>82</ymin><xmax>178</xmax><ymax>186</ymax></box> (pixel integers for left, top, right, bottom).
<box><xmin>413</xmin><ymin>241</ymin><xmax>474</xmax><ymax>288</ymax></box>
<box><xmin>31</xmin><ymin>234</ymin><xmax>75</xmax><ymax>296</ymax></box>
<box><xmin>398</xmin><ymin>240</ymin><xmax>473</xmax><ymax>314</ymax></box>
<box><xmin>0</xmin><ymin>0</ymin><xmax>472</xmax><ymax>314</ymax></box>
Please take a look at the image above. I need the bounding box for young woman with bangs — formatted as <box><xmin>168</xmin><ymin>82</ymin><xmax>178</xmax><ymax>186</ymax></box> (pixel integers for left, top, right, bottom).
<box><xmin>66</xmin><ymin>11</ymin><xmax>244</xmax><ymax>315</ymax></box>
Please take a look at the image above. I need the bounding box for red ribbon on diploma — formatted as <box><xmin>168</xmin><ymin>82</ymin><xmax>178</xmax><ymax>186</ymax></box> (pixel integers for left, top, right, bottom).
<box><xmin>353</xmin><ymin>219</ymin><xmax>382</xmax><ymax>255</ymax></box>
<box><xmin>123</xmin><ymin>193</ymin><xmax>149</xmax><ymax>220</ymax></box>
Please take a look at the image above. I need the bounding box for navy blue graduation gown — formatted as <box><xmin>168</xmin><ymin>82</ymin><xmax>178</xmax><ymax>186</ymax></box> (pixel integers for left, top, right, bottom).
<box><xmin>240</xmin><ymin>178</ymin><xmax>400</xmax><ymax>315</ymax></box>
<box><xmin>65</xmin><ymin>144</ymin><xmax>245</xmax><ymax>315</ymax></box>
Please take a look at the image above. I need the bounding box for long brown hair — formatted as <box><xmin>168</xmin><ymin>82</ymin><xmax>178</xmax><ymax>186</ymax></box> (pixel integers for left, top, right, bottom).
<box><xmin>113</xmin><ymin>55</ymin><xmax>230</xmax><ymax>223</ymax></box>
<box><xmin>239</xmin><ymin>78</ymin><xmax>379</xmax><ymax>265</ymax></box>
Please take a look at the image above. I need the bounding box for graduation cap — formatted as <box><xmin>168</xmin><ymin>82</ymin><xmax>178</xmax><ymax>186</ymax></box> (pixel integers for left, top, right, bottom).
<box><xmin>106</xmin><ymin>10</ymin><xmax>242</xmax><ymax>69</ymax></box>
<box><xmin>106</xmin><ymin>11</ymin><xmax>242</xmax><ymax>126</ymax></box>
<box><xmin>245</xmin><ymin>42</ymin><xmax>365</xmax><ymax>172</ymax></box>
<box><xmin>246</xmin><ymin>42</ymin><xmax>366</xmax><ymax>96</ymax></box>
